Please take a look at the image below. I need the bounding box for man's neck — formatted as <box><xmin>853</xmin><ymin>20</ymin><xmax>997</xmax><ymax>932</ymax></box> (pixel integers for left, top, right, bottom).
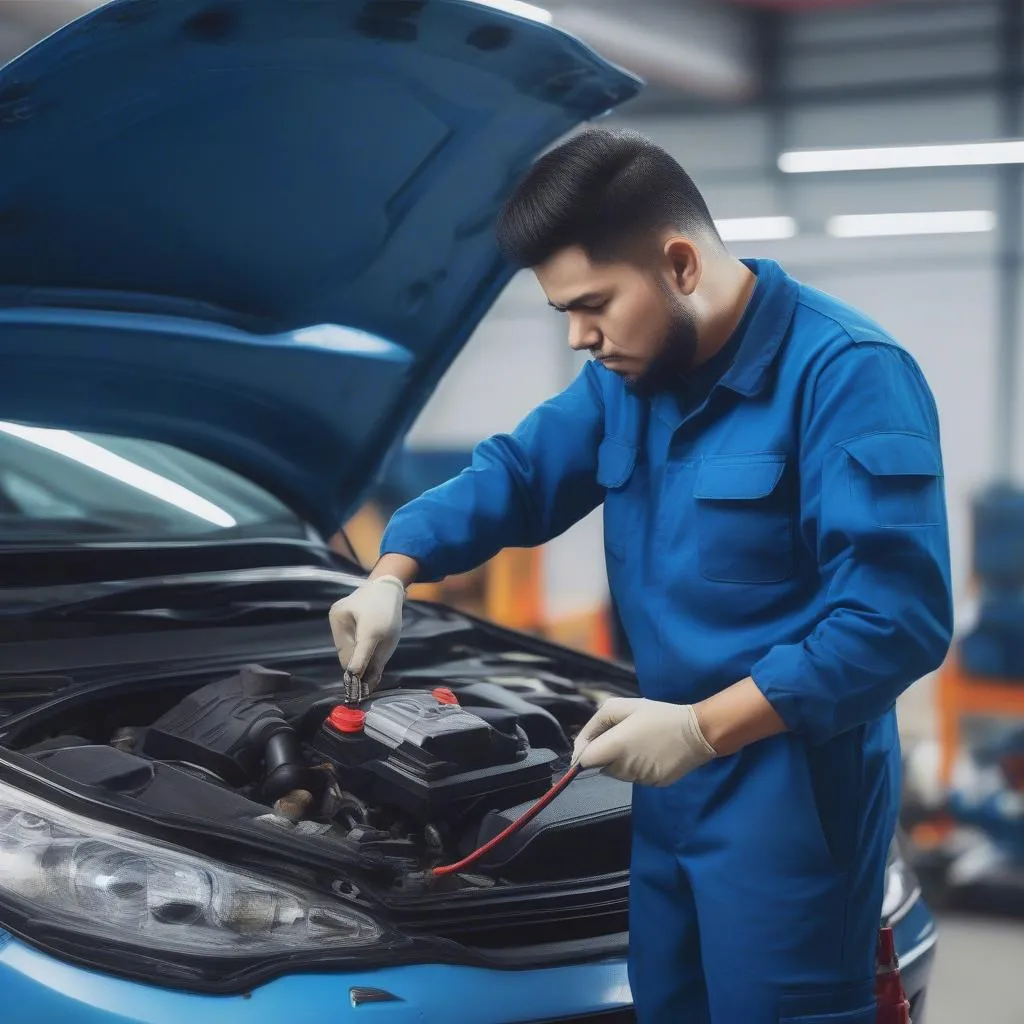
<box><xmin>694</xmin><ymin>258</ymin><xmax>757</xmax><ymax>366</ymax></box>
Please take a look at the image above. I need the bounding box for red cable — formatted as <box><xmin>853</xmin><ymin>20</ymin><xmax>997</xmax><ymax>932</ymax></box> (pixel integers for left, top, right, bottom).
<box><xmin>430</xmin><ymin>763</ymin><xmax>582</xmax><ymax>878</ymax></box>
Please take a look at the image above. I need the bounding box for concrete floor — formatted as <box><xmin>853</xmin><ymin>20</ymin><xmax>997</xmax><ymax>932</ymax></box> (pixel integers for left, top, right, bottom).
<box><xmin>927</xmin><ymin>913</ymin><xmax>1024</xmax><ymax>1023</ymax></box>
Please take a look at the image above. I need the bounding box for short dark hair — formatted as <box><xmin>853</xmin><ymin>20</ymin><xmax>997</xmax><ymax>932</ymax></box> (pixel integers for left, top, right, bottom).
<box><xmin>495</xmin><ymin>127</ymin><xmax>722</xmax><ymax>268</ymax></box>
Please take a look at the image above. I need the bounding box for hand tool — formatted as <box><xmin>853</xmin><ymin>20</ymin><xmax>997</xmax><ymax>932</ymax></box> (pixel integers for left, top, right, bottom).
<box><xmin>343</xmin><ymin>669</ymin><xmax>368</xmax><ymax>705</ymax></box>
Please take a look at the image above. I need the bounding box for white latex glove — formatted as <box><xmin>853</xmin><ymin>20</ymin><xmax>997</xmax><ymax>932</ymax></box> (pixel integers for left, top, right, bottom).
<box><xmin>328</xmin><ymin>575</ymin><xmax>406</xmax><ymax>692</ymax></box>
<box><xmin>571</xmin><ymin>697</ymin><xmax>717</xmax><ymax>786</ymax></box>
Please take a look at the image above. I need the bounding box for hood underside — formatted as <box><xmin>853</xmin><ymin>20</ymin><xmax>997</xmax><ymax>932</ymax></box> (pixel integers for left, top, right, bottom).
<box><xmin>0</xmin><ymin>0</ymin><xmax>640</xmax><ymax>535</ymax></box>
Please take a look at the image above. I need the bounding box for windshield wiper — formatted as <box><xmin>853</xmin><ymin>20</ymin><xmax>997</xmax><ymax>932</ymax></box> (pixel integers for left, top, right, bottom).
<box><xmin>0</xmin><ymin>568</ymin><xmax>361</xmax><ymax>625</ymax></box>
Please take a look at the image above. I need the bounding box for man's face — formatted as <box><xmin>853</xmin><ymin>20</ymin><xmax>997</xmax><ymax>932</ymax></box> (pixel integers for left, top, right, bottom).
<box><xmin>535</xmin><ymin>244</ymin><xmax>699</xmax><ymax>398</ymax></box>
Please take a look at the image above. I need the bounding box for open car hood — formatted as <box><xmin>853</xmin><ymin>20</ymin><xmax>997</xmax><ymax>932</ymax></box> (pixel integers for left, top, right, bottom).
<box><xmin>0</xmin><ymin>0</ymin><xmax>640</xmax><ymax>536</ymax></box>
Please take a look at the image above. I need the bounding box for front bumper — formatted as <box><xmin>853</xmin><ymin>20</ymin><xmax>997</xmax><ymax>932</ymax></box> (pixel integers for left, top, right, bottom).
<box><xmin>0</xmin><ymin>930</ymin><xmax>632</xmax><ymax>1024</ymax></box>
<box><xmin>889</xmin><ymin>894</ymin><xmax>938</xmax><ymax>1022</ymax></box>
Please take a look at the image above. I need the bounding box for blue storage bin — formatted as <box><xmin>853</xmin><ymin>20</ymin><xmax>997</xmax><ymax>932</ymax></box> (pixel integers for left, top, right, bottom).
<box><xmin>947</xmin><ymin>789</ymin><xmax>1024</xmax><ymax>858</ymax></box>
<box><xmin>960</xmin><ymin>593</ymin><xmax>1024</xmax><ymax>679</ymax></box>
<box><xmin>972</xmin><ymin>484</ymin><xmax>1024</xmax><ymax>588</ymax></box>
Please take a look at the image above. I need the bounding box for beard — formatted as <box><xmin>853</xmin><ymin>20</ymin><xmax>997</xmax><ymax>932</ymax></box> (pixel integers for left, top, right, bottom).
<box><xmin>624</xmin><ymin>294</ymin><xmax>700</xmax><ymax>399</ymax></box>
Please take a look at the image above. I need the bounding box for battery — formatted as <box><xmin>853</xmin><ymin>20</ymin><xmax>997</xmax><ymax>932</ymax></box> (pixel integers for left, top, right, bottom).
<box><xmin>311</xmin><ymin>688</ymin><xmax>558</xmax><ymax>823</ymax></box>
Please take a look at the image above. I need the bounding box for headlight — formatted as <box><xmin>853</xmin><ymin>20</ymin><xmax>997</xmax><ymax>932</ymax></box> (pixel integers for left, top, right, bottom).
<box><xmin>881</xmin><ymin>845</ymin><xmax>920</xmax><ymax>924</ymax></box>
<box><xmin>0</xmin><ymin>779</ymin><xmax>387</xmax><ymax>967</ymax></box>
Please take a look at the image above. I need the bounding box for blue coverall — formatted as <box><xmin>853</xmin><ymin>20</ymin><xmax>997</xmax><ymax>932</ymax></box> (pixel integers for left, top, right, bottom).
<box><xmin>381</xmin><ymin>259</ymin><xmax>954</xmax><ymax>1023</ymax></box>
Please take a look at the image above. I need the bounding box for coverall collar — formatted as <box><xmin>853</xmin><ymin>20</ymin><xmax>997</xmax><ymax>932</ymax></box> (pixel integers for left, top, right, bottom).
<box><xmin>713</xmin><ymin>258</ymin><xmax>798</xmax><ymax>398</ymax></box>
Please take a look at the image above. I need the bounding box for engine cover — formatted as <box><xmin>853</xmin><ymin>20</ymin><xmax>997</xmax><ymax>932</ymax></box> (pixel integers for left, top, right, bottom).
<box><xmin>311</xmin><ymin>689</ymin><xmax>558</xmax><ymax>823</ymax></box>
<box><xmin>468</xmin><ymin>769</ymin><xmax>633</xmax><ymax>882</ymax></box>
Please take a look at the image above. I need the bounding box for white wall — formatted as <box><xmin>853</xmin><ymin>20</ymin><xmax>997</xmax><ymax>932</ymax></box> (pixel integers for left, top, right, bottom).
<box><xmin>406</xmin><ymin>275</ymin><xmax>567</xmax><ymax>449</ymax></box>
<box><xmin>407</xmin><ymin>272</ymin><xmax>608</xmax><ymax>619</ymax></box>
<box><xmin>1017</xmin><ymin>271</ymin><xmax>1024</xmax><ymax>484</ymax></box>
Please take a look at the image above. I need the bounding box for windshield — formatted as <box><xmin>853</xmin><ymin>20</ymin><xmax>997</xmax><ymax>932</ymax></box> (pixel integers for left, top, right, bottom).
<box><xmin>0</xmin><ymin>422</ymin><xmax>311</xmax><ymax>544</ymax></box>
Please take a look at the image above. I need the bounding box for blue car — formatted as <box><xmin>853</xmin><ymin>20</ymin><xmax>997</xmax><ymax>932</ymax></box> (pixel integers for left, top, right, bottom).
<box><xmin>0</xmin><ymin>1</ymin><xmax>936</xmax><ymax>1021</ymax></box>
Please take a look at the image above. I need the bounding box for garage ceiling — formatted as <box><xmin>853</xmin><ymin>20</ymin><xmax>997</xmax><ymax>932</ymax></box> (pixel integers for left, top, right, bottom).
<box><xmin>723</xmin><ymin>0</ymin><xmax>885</xmax><ymax>9</ymax></box>
<box><xmin>0</xmin><ymin>0</ymin><xmax>1009</xmax><ymax>111</ymax></box>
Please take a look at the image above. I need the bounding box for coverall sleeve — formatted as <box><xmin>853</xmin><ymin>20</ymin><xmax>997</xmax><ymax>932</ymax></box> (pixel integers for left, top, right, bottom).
<box><xmin>378</xmin><ymin>363</ymin><xmax>606</xmax><ymax>582</ymax></box>
<box><xmin>750</xmin><ymin>340</ymin><xmax>954</xmax><ymax>741</ymax></box>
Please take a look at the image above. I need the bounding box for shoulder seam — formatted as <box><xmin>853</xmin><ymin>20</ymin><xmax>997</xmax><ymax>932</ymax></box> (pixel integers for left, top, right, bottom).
<box><xmin>795</xmin><ymin>296</ymin><xmax>891</xmax><ymax>346</ymax></box>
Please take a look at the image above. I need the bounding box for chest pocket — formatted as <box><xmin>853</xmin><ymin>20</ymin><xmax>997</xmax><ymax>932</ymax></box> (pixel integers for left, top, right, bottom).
<box><xmin>598</xmin><ymin>437</ymin><xmax>639</xmax><ymax>561</ymax></box>
<box><xmin>694</xmin><ymin>453</ymin><xmax>795</xmax><ymax>584</ymax></box>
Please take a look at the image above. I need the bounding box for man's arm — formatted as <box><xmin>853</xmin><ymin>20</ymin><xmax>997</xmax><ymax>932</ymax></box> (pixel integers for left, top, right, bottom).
<box><xmin>694</xmin><ymin>678</ymin><xmax>786</xmax><ymax>756</ymax></box>
<box><xmin>369</xmin><ymin>552</ymin><xmax>421</xmax><ymax>586</ymax></box>
<box><xmin>378</xmin><ymin>363</ymin><xmax>608</xmax><ymax>583</ymax></box>
<box><xmin>746</xmin><ymin>341</ymin><xmax>954</xmax><ymax>742</ymax></box>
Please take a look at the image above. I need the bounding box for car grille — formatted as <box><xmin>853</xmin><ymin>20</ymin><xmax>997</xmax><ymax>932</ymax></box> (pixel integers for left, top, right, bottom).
<box><xmin>436</xmin><ymin>908</ymin><xmax>629</xmax><ymax>949</ymax></box>
<box><xmin>396</xmin><ymin>876</ymin><xmax>630</xmax><ymax>950</ymax></box>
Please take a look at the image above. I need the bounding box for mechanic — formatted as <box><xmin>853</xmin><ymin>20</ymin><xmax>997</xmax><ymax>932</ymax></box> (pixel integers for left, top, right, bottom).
<box><xmin>328</xmin><ymin>128</ymin><xmax>953</xmax><ymax>1024</ymax></box>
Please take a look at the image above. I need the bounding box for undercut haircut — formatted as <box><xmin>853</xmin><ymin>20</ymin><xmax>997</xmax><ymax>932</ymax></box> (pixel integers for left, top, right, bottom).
<box><xmin>495</xmin><ymin>127</ymin><xmax>723</xmax><ymax>269</ymax></box>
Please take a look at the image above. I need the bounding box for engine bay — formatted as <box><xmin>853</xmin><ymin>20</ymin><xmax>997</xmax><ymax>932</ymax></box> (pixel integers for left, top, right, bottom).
<box><xmin>19</xmin><ymin>664</ymin><xmax>633</xmax><ymax>889</ymax></box>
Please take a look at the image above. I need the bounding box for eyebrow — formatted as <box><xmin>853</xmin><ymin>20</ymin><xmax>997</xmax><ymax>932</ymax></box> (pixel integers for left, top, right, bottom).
<box><xmin>547</xmin><ymin>292</ymin><xmax>607</xmax><ymax>313</ymax></box>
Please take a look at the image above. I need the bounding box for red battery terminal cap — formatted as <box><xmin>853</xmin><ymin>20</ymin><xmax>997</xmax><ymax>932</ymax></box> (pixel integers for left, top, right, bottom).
<box><xmin>432</xmin><ymin>687</ymin><xmax>459</xmax><ymax>706</ymax></box>
<box><xmin>328</xmin><ymin>705</ymin><xmax>366</xmax><ymax>734</ymax></box>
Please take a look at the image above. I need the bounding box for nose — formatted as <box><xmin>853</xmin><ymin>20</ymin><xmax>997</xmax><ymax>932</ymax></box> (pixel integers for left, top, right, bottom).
<box><xmin>567</xmin><ymin>313</ymin><xmax>601</xmax><ymax>352</ymax></box>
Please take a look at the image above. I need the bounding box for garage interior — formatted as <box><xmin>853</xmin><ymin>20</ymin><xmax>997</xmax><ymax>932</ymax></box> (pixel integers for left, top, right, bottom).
<box><xmin>0</xmin><ymin>0</ymin><xmax>1022</xmax><ymax>1021</ymax></box>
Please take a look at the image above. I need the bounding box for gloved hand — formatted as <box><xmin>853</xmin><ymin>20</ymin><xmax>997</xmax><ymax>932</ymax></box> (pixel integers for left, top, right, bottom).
<box><xmin>571</xmin><ymin>697</ymin><xmax>718</xmax><ymax>786</ymax></box>
<box><xmin>328</xmin><ymin>575</ymin><xmax>406</xmax><ymax>692</ymax></box>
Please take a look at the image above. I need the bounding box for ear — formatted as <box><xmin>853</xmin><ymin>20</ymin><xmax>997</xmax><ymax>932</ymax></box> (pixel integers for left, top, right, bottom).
<box><xmin>662</xmin><ymin>236</ymin><xmax>701</xmax><ymax>296</ymax></box>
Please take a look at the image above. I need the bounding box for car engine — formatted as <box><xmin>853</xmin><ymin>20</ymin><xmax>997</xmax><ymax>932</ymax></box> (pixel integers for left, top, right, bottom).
<box><xmin>25</xmin><ymin>664</ymin><xmax>633</xmax><ymax>886</ymax></box>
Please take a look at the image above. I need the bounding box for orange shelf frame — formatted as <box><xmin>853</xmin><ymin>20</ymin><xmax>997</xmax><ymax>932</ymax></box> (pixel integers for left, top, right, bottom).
<box><xmin>937</xmin><ymin>647</ymin><xmax>1024</xmax><ymax>786</ymax></box>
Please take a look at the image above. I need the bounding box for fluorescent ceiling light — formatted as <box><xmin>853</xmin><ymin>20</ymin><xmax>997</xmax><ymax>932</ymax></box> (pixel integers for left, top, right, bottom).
<box><xmin>0</xmin><ymin>422</ymin><xmax>237</xmax><ymax>528</ymax></box>
<box><xmin>779</xmin><ymin>140</ymin><xmax>1024</xmax><ymax>174</ymax></box>
<box><xmin>469</xmin><ymin>0</ymin><xmax>552</xmax><ymax>23</ymax></box>
<box><xmin>715</xmin><ymin>216</ymin><xmax>798</xmax><ymax>241</ymax></box>
<box><xmin>826</xmin><ymin>210</ymin><xmax>996</xmax><ymax>238</ymax></box>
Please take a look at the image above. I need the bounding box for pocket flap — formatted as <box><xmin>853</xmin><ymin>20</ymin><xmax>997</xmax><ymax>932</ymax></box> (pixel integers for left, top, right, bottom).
<box><xmin>694</xmin><ymin>455</ymin><xmax>786</xmax><ymax>501</ymax></box>
<box><xmin>597</xmin><ymin>437</ymin><xmax>638</xmax><ymax>490</ymax></box>
<box><xmin>841</xmin><ymin>432</ymin><xmax>941</xmax><ymax>478</ymax></box>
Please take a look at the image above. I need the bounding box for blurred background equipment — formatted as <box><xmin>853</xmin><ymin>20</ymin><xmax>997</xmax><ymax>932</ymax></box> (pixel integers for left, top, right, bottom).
<box><xmin>3</xmin><ymin>1</ymin><xmax>1023</xmax><ymax>1019</ymax></box>
<box><xmin>903</xmin><ymin>483</ymin><xmax>1024</xmax><ymax>933</ymax></box>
